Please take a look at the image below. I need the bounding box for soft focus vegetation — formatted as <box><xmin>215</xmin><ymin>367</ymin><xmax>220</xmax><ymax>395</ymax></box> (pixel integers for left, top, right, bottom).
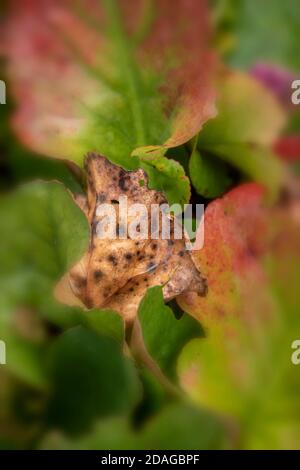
<box><xmin>0</xmin><ymin>0</ymin><xmax>300</xmax><ymax>450</ymax></box>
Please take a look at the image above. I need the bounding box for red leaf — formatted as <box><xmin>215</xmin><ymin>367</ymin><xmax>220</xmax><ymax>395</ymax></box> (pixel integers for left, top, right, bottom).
<box><xmin>178</xmin><ymin>183</ymin><xmax>269</xmax><ymax>324</ymax></box>
<box><xmin>2</xmin><ymin>0</ymin><xmax>216</xmax><ymax>162</ymax></box>
<box><xmin>274</xmin><ymin>135</ymin><xmax>300</xmax><ymax>162</ymax></box>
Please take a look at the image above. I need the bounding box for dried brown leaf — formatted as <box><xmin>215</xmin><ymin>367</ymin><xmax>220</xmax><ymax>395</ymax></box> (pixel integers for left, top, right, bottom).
<box><xmin>56</xmin><ymin>153</ymin><xmax>206</xmax><ymax>321</ymax></box>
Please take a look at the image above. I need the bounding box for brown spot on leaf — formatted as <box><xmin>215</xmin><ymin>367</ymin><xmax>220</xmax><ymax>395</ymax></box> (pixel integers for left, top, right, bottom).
<box><xmin>93</xmin><ymin>270</ymin><xmax>103</xmax><ymax>281</ymax></box>
<box><xmin>107</xmin><ymin>254</ymin><xmax>118</xmax><ymax>265</ymax></box>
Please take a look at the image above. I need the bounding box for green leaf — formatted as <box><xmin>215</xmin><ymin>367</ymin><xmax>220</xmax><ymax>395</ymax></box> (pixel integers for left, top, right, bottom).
<box><xmin>197</xmin><ymin>72</ymin><xmax>286</xmax><ymax>198</ymax></box>
<box><xmin>4</xmin><ymin>0</ymin><xmax>215</xmax><ymax>199</ymax></box>
<box><xmin>0</xmin><ymin>182</ymin><xmax>89</xmax><ymax>330</ymax></box>
<box><xmin>81</xmin><ymin>309</ymin><xmax>124</xmax><ymax>344</ymax></box>
<box><xmin>0</xmin><ymin>181</ymin><xmax>89</xmax><ymax>382</ymax></box>
<box><xmin>189</xmin><ymin>149</ymin><xmax>233</xmax><ymax>198</ymax></box>
<box><xmin>0</xmin><ymin>181</ymin><xmax>89</xmax><ymax>280</ymax></box>
<box><xmin>0</xmin><ymin>319</ymin><xmax>47</xmax><ymax>389</ymax></box>
<box><xmin>204</xmin><ymin>144</ymin><xmax>283</xmax><ymax>201</ymax></box>
<box><xmin>133</xmin><ymin>146</ymin><xmax>190</xmax><ymax>206</ymax></box>
<box><xmin>229</xmin><ymin>0</ymin><xmax>300</xmax><ymax>70</ymax></box>
<box><xmin>46</xmin><ymin>326</ymin><xmax>141</xmax><ymax>435</ymax></box>
<box><xmin>139</xmin><ymin>403</ymin><xmax>225</xmax><ymax>450</ymax></box>
<box><xmin>138</xmin><ymin>287</ymin><xmax>204</xmax><ymax>380</ymax></box>
<box><xmin>41</xmin><ymin>417</ymin><xmax>137</xmax><ymax>450</ymax></box>
<box><xmin>199</xmin><ymin>72</ymin><xmax>286</xmax><ymax>147</ymax></box>
<box><xmin>0</xmin><ymin>181</ymin><xmax>88</xmax><ymax>316</ymax></box>
<box><xmin>41</xmin><ymin>403</ymin><xmax>225</xmax><ymax>450</ymax></box>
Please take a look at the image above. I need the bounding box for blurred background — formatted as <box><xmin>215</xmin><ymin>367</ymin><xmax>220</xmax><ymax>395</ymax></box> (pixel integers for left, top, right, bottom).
<box><xmin>0</xmin><ymin>0</ymin><xmax>300</xmax><ymax>450</ymax></box>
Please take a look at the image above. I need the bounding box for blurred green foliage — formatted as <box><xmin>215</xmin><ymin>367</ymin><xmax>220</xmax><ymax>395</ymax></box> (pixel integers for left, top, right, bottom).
<box><xmin>0</xmin><ymin>0</ymin><xmax>300</xmax><ymax>450</ymax></box>
<box><xmin>214</xmin><ymin>0</ymin><xmax>300</xmax><ymax>71</ymax></box>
